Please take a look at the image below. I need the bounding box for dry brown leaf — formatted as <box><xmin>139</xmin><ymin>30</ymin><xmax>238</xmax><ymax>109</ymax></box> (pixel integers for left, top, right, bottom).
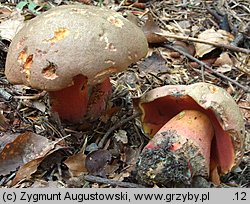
<box><xmin>11</xmin><ymin>144</ymin><xmax>64</xmax><ymax>186</ymax></box>
<box><xmin>0</xmin><ymin>10</ymin><xmax>24</xmax><ymax>41</ymax></box>
<box><xmin>99</xmin><ymin>106</ymin><xmax>121</xmax><ymax>123</ymax></box>
<box><xmin>216</xmin><ymin>65</ymin><xmax>232</xmax><ymax>73</ymax></box>
<box><xmin>0</xmin><ymin>131</ymin><xmax>65</xmax><ymax>186</ymax></box>
<box><xmin>64</xmin><ymin>151</ymin><xmax>88</xmax><ymax>177</ymax></box>
<box><xmin>195</xmin><ymin>29</ymin><xmax>234</xmax><ymax>58</ymax></box>
<box><xmin>85</xmin><ymin>149</ymin><xmax>112</xmax><ymax>175</ymax></box>
<box><xmin>138</xmin><ymin>51</ymin><xmax>167</xmax><ymax>74</ymax></box>
<box><xmin>123</xmin><ymin>146</ymin><xmax>140</xmax><ymax>165</ymax></box>
<box><xmin>0</xmin><ymin>132</ymin><xmax>53</xmax><ymax>175</ymax></box>
<box><xmin>172</xmin><ymin>41</ymin><xmax>195</xmax><ymax>56</ymax></box>
<box><xmin>11</xmin><ymin>156</ymin><xmax>45</xmax><ymax>186</ymax></box>
<box><xmin>142</xmin><ymin>14</ymin><xmax>167</xmax><ymax>44</ymax></box>
<box><xmin>213</xmin><ymin>52</ymin><xmax>234</xmax><ymax>67</ymax></box>
<box><xmin>103</xmin><ymin>160</ymin><xmax>120</xmax><ymax>177</ymax></box>
<box><xmin>0</xmin><ymin>111</ymin><xmax>8</xmax><ymax>131</ymax></box>
<box><xmin>0</xmin><ymin>7</ymin><xmax>12</xmax><ymax>18</ymax></box>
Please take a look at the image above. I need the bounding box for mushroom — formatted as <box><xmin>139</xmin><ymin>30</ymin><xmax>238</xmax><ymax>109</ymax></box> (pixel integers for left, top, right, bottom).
<box><xmin>135</xmin><ymin>82</ymin><xmax>245</xmax><ymax>186</ymax></box>
<box><xmin>5</xmin><ymin>5</ymin><xmax>148</xmax><ymax>123</ymax></box>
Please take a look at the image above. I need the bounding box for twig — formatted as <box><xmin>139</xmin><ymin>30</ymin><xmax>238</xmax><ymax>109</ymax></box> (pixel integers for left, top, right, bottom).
<box><xmin>205</xmin><ymin>5</ymin><xmax>230</xmax><ymax>31</ymax></box>
<box><xmin>164</xmin><ymin>43</ymin><xmax>250</xmax><ymax>92</ymax></box>
<box><xmin>0</xmin><ymin>88</ymin><xmax>13</xmax><ymax>101</ymax></box>
<box><xmin>84</xmin><ymin>175</ymin><xmax>145</xmax><ymax>188</ymax></box>
<box><xmin>98</xmin><ymin>112</ymin><xmax>141</xmax><ymax>148</ymax></box>
<box><xmin>231</xmin><ymin>22</ymin><xmax>250</xmax><ymax>47</ymax></box>
<box><xmin>156</xmin><ymin>32</ymin><xmax>250</xmax><ymax>54</ymax></box>
<box><xmin>201</xmin><ymin>65</ymin><xmax>205</xmax><ymax>82</ymax></box>
<box><xmin>14</xmin><ymin>91</ymin><xmax>47</xmax><ymax>100</ymax></box>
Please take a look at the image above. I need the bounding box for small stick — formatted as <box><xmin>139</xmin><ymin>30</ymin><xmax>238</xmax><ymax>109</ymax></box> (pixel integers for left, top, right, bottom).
<box><xmin>0</xmin><ymin>88</ymin><xmax>12</xmax><ymax>101</ymax></box>
<box><xmin>164</xmin><ymin>44</ymin><xmax>250</xmax><ymax>92</ymax></box>
<box><xmin>156</xmin><ymin>32</ymin><xmax>250</xmax><ymax>54</ymax></box>
<box><xmin>231</xmin><ymin>22</ymin><xmax>250</xmax><ymax>47</ymax></box>
<box><xmin>84</xmin><ymin>175</ymin><xmax>145</xmax><ymax>188</ymax></box>
<box><xmin>14</xmin><ymin>91</ymin><xmax>46</xmax><ymax>100</ymax></box>
<box><xmin>98</xmin><ymin>112</ymin><xmax>140</xmax><ymax>148</ymax></box>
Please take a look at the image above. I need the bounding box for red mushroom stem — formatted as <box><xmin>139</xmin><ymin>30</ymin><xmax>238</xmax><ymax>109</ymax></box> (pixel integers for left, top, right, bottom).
<box><xmin>49</xmin><ymin>75</ymin><xmax>89</xmax><ymax>123</ymax></box>
<box><xmin>136</xmin><ymin>110</ymin><xmax>215</xmax><ymax>186</ymax></box>
<box><xmin>145</xmin><ymin>110</ymin><xmax>214</xmax><ymax>173</ymax></box>
<box><xmin>87</xmin><ymin>78</ymin><xmax>112</xmax><ymax>120</ymax></box>
<box><xmin>49</xmin><ymin>75</ymin><xmax>112</xmax><ymax>123</ymax></box>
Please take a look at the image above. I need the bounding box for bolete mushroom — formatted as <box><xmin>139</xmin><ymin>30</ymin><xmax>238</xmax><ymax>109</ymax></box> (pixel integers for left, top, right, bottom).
<box><xmin>5</xmin><ymin>5</ymin><xmax>148</xmax><ymax>123</ymax></box>
<box><xmin>135</xmin><ymin>82</ymin><xmax>245</xmax><ymax>186</ymax></box>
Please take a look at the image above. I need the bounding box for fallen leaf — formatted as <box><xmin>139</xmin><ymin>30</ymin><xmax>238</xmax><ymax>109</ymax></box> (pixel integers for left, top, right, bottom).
<box><xmin>11</xmin><ymin>156</ymin><xmax>44</xmax><ymax>185</ymax></box>
<box><xmin>0</xmin><ymin>7</ymin><xmax>12</xmax><ymax>18</ymax></box>
<box><xmin>114</xmin><ymin>130</ymin><xmax>128</xmax><ymax>144</ymax></box>
<box><xmin>85</xmin><ymin>149</ymin><xmax>112</xmax><ymax>176</ymax></box>
<box><xmin>0</xmin><ymin>10</ymin><xmax>25</xmax><ymax>41</ymax></box>
<box><xmin>0</xmin><ymin>111</ymin><xmax>8</xmax><ymax>131</ymax></box>
<box><xmin>178</xmin><ymin>20</ymin><xmax>191</xmax><ymax>30</ymax></box>
<box><xmin>32</xmin><ymin>101</ymin><xmax>46</xmax><ymax>113</ymax></box>
<box><xmin>103</xmin><ymin>160</ymin><xmax>120</xmax><ymax>177</ymax></box>
<box><xmin>195</xmin><ymin>29</ymin><xmax>234</xmax><ymax>58</ymax></box>
<box><xmin>124</xmin><ymin>146</ymin><xmax>140</xmax><ymax>165</ymax></box>
<box><xmin>213</xmin><ymin>52</ymin><xmax>234</xmax><ymax>67</ymax></box>
<box><xmin>0</xmin><ymin>131</ymin><xmax>64</xmax><ymax>185</ymax></box>
<box><xmin>0</xmin><ymin>132</ymin><xmax>51</xmax><ymax>175</ymax></box>
<box><xmin>64</xmin><ymin>151</ymin><xmax>88</xmax><ymax>177</ymax></box>
<box><xmin>100</xmin><ymin>106</ymin><xmax>121</xmax><ymax>123</ymax></box>
<box><xmin>11</xmin><ymin>143</ymin><xmax>64</xmax><ymax>186</ymax></box>
<box><xmin>142</xmin><ymin>14</ymin><xmax>167</xmax><ymax>44</ymax></box>
<box><xmin>138</xmin><ymin>51</ymin><xmax>167</xmax><ymax>74</ymax></box>
<box><xmin>171</xmin><ymin>41</ymin><xmax>195</xmax><ymax>57</ymax></box>
<box><xmin>216</xmin><ymin>64</ymin><xmax>232</xmax><ymax>73</ymax></box>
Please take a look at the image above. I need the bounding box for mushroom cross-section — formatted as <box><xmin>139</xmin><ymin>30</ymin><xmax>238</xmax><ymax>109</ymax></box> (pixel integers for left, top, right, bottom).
<box><xmin>5</xmin><ymin>5</ymin><xmax>148</xmax><ymax>123</ymax></box>
<box><xmin>134</xmin><ymin>82</ymin><xmax>245</xmax><ymax>186</ymax></box>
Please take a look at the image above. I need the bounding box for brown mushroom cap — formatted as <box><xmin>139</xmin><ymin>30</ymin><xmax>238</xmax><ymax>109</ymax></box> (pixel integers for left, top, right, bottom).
<box><xmin>137</xmin><ymin>82</ymin><xmax>245</xmax><ymax>171</ymax></box>
<box><xmin>5</xmin><ymin>5</ymin><xmax>148</xmax><ymax>91</ymax></box>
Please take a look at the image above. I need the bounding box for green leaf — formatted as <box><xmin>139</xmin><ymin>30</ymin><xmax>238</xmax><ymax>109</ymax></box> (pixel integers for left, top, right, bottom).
<box><xmin>28</xmin><ymin>1</ymin><xmax>40</xmax><ymax>15</ymax></box>
<box><xmin>28</xmin><ymin>2</ymin><xmax>36</xmax><ymax>11</ymax></box>
<box><xmin>16</xmin><ymin>1</ymin><xmax>28</xmax><ymax>10</ymax></box>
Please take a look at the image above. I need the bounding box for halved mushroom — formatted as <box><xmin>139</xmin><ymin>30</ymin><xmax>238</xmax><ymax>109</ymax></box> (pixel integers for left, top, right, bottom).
<box><xmin>5</xmin><ymin>5</ymin><xmax>148</xmax><ymax>123</ymax></box>
<box><xmin>135</xmin><ymin>82</ymin><xmax>245</xmax><ymax>186</ymax></box>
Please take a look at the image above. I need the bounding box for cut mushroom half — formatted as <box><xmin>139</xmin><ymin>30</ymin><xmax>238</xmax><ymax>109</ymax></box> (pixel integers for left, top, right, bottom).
<box><xmin>135</xmin><ymin>82</ymin><xmax>245</xmax><ymax>186</ymax></box>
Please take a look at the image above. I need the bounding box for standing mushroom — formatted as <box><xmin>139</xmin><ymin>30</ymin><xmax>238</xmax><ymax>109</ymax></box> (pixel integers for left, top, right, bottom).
<box><xmin>135</xmin><ymin>82</ymin><xmax>245</xmax><ymax>186</ymax></box>
<box><xmin>5</xmin><ymin>5</ymin><xmax>148</xmax><ymax>123</ymax></box>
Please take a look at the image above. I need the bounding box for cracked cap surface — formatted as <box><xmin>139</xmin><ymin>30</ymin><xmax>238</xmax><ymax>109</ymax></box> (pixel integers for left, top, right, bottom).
<box><xmin>5</xmin><ymin>5</ymin><xmax>148</xmax><ymax>91</ymax></box>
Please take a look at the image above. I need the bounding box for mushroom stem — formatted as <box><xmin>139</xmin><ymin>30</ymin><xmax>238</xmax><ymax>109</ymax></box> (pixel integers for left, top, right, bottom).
<box><xmin>87</xmin><ymin>78</ymin><xmax>112</xmax><ymax>120</ymax></box>
<box><xmin>136</xmin><ymin>110</ymin><xmax>214</xmax><ymax>185</ymax></box>
<box><xmin>150</xmin><ymin>110</ymin><xmax>214</xmax><ymax>170</ymax></box>
<box><xmin>49</xmin><ymin>76</ymin><xmax>112</xmax><ymax>123</ymax></box>
<box><xmin>49</xmin><ymin>75</ymin><xmax>88</xmax><ymax>123</ymax></box>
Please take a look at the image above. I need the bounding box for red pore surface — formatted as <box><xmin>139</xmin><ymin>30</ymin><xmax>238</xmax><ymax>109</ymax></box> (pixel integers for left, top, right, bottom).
<box><xmin>49</xmin><ymin>75</ymin><xmax>88</xmax><ymax>123</ymax></box>
<box><xmin>141</xmin><ymin>95</ymin><xmax>235</xmax><ymax>175</ymax></box>
<box><xmin>87</xmin><ymin>78</ymin><xmax>112</xmax><ymax>120</ymax></box>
